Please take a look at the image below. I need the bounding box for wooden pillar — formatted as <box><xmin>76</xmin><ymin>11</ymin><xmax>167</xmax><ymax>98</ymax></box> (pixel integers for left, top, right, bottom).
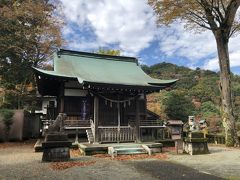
<box><xmin>135</xmin><ymin>96</ymin><xmax>140</xmax><ymax>142</ymax></box>
<box><xmin>117</xmin><ymin>102</ymin><xmax>120</xmax><ymax>143</ymax></box>
<box><xmin>60</xmin><ymin>97</ymin><xmax>64</xmax><ymax>113</ymax></box>
<box><xmin>93</xmin><ymin>96</ymin><xmax>99</xmax><ymax>143</ymax></box>
<box><xmin>143</xmin><ymin>93</ymin><xmax>147</xmax><ymax>120</ymax></box>
<box><xmin>59</xmin><ymin>82</ymin><xmax>65</xmax><ymax>113</ymax></box>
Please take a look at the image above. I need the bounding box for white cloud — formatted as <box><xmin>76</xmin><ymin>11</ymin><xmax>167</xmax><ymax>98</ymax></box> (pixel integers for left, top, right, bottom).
<box><xmin>157</xmin><ymin>22</ymin><xmax>217</xmax><ymax>62</ymax></box>
<box><xmin>60</xmin><ymin>0</ymin><xmax>157</xmax><ymax>56</ymax></box>
<box><xmin>156</xmin><ymin>22</ymin><xmax>240</xmax><ymax>71</ymax></box>
<box><xmin>202</xmin><ymin>35</ymin><xmax>240</xmax><ymax>71</ymax></box>
<box><xmin>60</xmin><ymin>0</ymin><xmax>240</xmax><ymax>73</ymax></box>
<box><xmin>202</xmin><ymin>58</ymin><xmax>218</xmax><ymax>70</ymax></box>
<box><xmin>203</xmin><ymin>50</ymin><xmax>240</xmax><ymax>70</ymax></box>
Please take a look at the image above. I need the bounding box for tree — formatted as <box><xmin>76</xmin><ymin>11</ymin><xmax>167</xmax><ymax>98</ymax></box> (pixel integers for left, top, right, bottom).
<box><xmin>163</xmin><ymin>90</ymin><xmax>195</xmax><ymax>122</ymax></box>
<box><xmin>149</xmin><ymin>0</ymin><xmax>240</xmax><ymax>147</ymax></box>
<box><xmin>200</xmin><ymin>101</ymin><xmax>220</xmax><ymax>117</ymax></box>
<box><xmin>95</xmin><ymin>47</ymin><xmax>121</xmax><ymax>56</ymax></box>
<box><xmin>189</xmin><ymin>77</ymin><xmax>219</xmax><ymax>102</ymax></box>
<box><xmin>141</xmin><ymin>64</ymin><xmax>152</xmax><ymax>74</ymax></box>
<box><xmin>0</xmin><ymin>0</ymin><xmax>63</xmax><ymax>109</ymax></box>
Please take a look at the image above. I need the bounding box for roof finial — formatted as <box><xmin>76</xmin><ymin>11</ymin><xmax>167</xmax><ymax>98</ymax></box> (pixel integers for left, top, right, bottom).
<box><xmin>57</xmin><ymin>48</ymin><xmax>61</xmax><ymax>58</ymax></box>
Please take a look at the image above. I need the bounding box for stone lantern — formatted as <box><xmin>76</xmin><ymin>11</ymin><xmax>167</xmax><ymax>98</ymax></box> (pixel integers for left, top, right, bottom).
<box><xmin>167</xmin><ymin>120</ymin><xmax>184</xmax><ymax>140</ymax></box>
<box><xmin>183</xmin><ymin>116</ymin><xmax>209</xmax><ymax>155</ymax></box>
<box><xmin>167</xmin><ymin>120</ymin><xmax>184</xmax><ymax>154</ymax></box>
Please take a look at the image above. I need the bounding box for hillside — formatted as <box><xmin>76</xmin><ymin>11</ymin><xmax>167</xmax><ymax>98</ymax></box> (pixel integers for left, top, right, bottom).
<box><xmin>143</xmin><ymin>62</ymin><xmax>240</xmax><ymax>133</ymax></box>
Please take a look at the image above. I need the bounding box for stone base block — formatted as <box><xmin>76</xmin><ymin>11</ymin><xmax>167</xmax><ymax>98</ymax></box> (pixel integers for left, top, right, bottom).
<box><xmin>42</xmin><ymin>147</ymin><xmax>70</xmax><ymax>162</ymax></box>
<box><xmin>183</xmin><ymin>141</ymin><xmax>209</xmax><ymax>155</ymax></box>
<box><xmin>145</xmin><ymin>143</ymin><xmax>163</xmax><ymax>153</ymax></box>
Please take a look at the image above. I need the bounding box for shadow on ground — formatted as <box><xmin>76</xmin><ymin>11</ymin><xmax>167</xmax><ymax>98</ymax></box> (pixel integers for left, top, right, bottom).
<box><xmin>126</xmin><ymin>160</ymin><xmax>223</xmax><ymax>180</ymax></box>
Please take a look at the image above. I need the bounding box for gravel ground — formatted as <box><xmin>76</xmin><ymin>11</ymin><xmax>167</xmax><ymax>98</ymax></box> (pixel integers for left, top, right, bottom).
<box><xmin>0</xmin><ymin>142</ymin><xmax>235</xmax><ymax>180</ymax></box>
<box><xmin>167</xmin><ymin>145</ymin><xmax>240</xmax><ymax>180</ymax></box>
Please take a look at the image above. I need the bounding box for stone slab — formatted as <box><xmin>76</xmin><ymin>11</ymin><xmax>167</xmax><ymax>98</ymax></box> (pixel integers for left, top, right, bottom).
<box><xmin>145</xmin><ymin>143</ymin><xmax>163</xmax><ymax>148</ymax></box>
<box><xmin>42</xmin><ymin>141</ymin><xmax>72</xmax><ymax>148</ymax></box>
<box><xmin>189</xmin><ymin>132</ymin><xmax>204</xmax><ymax>138</ymax></box>
<box><xmin>45</xmin><ymin>133</ymin><xmax>68</xmax><ymax>142</ymax></box>
<box><xmin>184</xmin><ymin>138</ymin><xmax>208</xmax><ymax>143</ymax></box>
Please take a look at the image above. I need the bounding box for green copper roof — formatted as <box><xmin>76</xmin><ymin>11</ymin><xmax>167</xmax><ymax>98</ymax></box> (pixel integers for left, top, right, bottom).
<box><xmin>34</xmin><ymin>49</ymin><xmax>177</xmax><ymax>87</ymax></box>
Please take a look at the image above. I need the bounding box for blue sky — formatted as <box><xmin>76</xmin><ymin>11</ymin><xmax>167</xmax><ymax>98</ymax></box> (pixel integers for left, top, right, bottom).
<box><xmin>60</xmin><ymin>0</ymin><xmax>240</xmax><ymax>74</ymax></box>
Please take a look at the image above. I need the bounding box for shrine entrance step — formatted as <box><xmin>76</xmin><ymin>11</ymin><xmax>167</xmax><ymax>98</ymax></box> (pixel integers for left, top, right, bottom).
<box><xmin>78</xmin><ymin>142</ymin><xmax>163</xmax><ymax>156</ymax></box>
<box><xmin>108</xmin><ymin>145</ymin><xmax>149</xmax><ymax>158</ymax></box>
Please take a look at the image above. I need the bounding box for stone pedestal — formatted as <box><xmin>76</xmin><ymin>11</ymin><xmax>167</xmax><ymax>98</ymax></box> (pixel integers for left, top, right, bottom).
<box><xmin>42</xmin><ymin>133</ymin><xmax>72</xmax><ymax>162</ymax></box>
<box><xmin>183</xmin><ymin>132</ymin><xmax>209</xmax><ymax>155</ymax></box>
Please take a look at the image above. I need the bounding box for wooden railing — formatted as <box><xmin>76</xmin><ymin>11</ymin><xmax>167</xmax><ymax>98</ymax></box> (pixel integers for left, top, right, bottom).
<box><xmin>98</xmin><ymin>126</ymin><xmax>135</xmax><ymax>143</ymax></box>
<box><xmin>90</xmin><ymin>119</ymin><xmax>95</xmax><ymax>139</ymax></box>
<box><xmin>140</xmin><ymin>120</ymin><xmax>163</xmax><ymax>127</ymax></box>
<box><xmin>64</xmin><ymin>119</ymin><xmax>91</xmax><ymax>128</ymax></box>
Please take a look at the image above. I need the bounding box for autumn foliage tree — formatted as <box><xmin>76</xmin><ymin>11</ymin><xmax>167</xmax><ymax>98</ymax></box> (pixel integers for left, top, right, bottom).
<box><xmin>95</xmin><ymin>47</ymin><xmax>121</xmax><ymax>56</ymax></box>
<box><xmin>148</xmin><ymin>0</ymin><xmax>240</xmax><ymax>146</ymax></box>
<box><xmin>0</xmin><ymin>0</ymin><xmax>63</xmax><ymax>108</ymax></box>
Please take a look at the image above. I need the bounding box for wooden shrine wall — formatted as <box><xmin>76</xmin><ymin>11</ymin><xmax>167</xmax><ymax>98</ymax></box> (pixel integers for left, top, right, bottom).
<box><xmin>63</xmin><ymin>96</ymin><xmax>93</xmax><ymax>120</ymax></box>
<box><xmin>98</xmin><ymin>95</ymin><xmax>146</xmax><ymax>126</ymax></box>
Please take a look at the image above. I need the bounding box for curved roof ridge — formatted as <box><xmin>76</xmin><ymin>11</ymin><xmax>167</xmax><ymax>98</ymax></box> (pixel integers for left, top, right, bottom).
<box><xmin>57</xmin><ymin>49</ymin><xmax>138</xmax><ymax>63</ymax></box>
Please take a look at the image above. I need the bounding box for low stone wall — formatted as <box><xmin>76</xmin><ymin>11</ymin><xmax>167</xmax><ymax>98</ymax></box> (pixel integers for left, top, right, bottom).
<box><xmin>0</xmin><ymin>110</ymin><xmax>24</xmax><ymax>141</ymax></box>
<box><xmin>0</xmin><ymin>110</ymin><xmax>39</xmax><ymax>141</ymax></box>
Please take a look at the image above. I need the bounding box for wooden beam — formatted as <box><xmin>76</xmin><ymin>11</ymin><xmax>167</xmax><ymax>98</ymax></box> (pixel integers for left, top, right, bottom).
<box><xmin>93</xmin><ymin>96</ymin><xmax>99</xmax><ymax>143</ymax></box>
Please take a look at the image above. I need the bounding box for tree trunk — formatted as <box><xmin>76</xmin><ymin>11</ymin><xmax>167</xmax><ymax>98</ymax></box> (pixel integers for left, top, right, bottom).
<box><xmin>215</xmin><ymin>31</ymin><xmax>239</xmax><ymax>147</ymax></box>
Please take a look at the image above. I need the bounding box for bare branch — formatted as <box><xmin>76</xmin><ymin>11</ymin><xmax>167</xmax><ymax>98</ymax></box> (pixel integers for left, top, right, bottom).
<box><xmin>185</xmin><ymin>9</ymin><xmax>212</xmax><ymax>30</ymax></box>
<box><xmin>229</xmin><ymin>23</ymin><xmax>240</xmax><ymax>37</ymax></box>
<box><xmin>220</xmin><ymin>0</ymin><xmax>227</xmax><ymax>14</ymax></box>
<box><xmin>212</xmin><ymin>1</ymin><xmax>225</xmax><ymax>22</ymax></box>
<box><xmin>200</xmin><ymin>0</ymin><xmax>219</xmax><ymax>30</ymax></box>
<box><xmin>223</xmin><ymin>0</ymin><xmax>240</xmax><ymax>37</ymax></box>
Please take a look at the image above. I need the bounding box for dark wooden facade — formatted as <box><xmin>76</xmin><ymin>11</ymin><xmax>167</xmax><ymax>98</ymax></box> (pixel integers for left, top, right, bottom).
<box><xmin>39</xmin><ymin>79</ymin><xmax>164</xmax><ymax>143</ymax></box>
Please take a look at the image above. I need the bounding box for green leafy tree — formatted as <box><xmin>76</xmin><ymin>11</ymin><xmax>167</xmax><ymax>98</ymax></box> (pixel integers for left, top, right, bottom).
<box><xmin>199</xmin><ymin>101</ymin><xmax>220</xmax><ymax>117</ymax></box>
<box><xmin>189</xmin><ymin>78</ymin><xmax>218</xmax><ymax>102</ymax></box>
<box><xmin>0</xmin><ymin>0</ymin><xmax>63</xmax><ymax>109</ymax></box>
<box><xmin>149</xmin><ymin>0</ymin><xmax>240</xmax><ymax>146</ymax></box>
<box><xmin>163</xmin><ymin>90</ymin><xmax>195</xmax><ymax>122</ymax></box>
<box><xmin>141</xmin><ymin>65</ymin><xmax>152</xmax><ymax>74</ymax></box>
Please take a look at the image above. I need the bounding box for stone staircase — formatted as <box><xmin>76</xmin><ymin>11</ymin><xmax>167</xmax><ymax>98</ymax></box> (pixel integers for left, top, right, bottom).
<box><xmin>108</xmin><ymin>144</ymin><xmax>152</xmax><ymax>158</ymax></box>
<box><xmin>86</xmin><ymin>129</ymin><xmax>94</xmax><ymax>143</ymax></box>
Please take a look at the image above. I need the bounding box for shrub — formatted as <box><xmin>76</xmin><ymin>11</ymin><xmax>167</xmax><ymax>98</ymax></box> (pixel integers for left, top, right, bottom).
<box><xmin>0</xmin><ymin>109</ymin><xmax>14</xmax><ymax>141</ymax></box>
